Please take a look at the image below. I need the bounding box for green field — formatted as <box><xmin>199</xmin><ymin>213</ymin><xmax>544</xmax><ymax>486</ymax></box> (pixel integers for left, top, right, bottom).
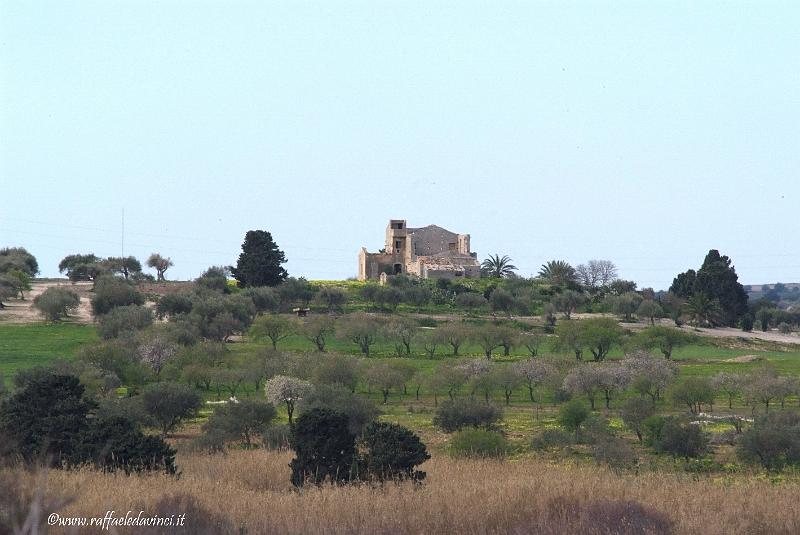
<box><xmin>0</xmin><ymin>324</ymin><xmax>98</xmax><ymax>384</ymax></box>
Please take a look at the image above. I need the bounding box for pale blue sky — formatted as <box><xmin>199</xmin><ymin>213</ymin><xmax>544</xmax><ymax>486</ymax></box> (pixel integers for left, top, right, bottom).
<box><xmin>1</xmin><ymin>1</ymin><xmax>798</xmax><ymax>289</ymax></box>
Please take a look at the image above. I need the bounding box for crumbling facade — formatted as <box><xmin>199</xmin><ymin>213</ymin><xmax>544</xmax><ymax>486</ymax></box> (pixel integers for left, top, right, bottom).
<box><xmin>358</xmin><ymin>220</ymin><xmax>480</xmax><ymax>281</ymax></box>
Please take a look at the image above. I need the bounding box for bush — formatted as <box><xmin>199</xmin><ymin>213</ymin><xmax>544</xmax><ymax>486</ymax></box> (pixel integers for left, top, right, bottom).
<box><xmin>289</xmin><ymin>408</ymin><xmax>356</xmax><ymax>486</ymax></box>
<box><xmin>91</xmin><ymin>276</ymin><xmax>145</xmax><ymax>316</ymax></box>
<box><xmin>449</xmin><ymin>428</ymin><xmax>507</xmax><ymax>458</ymax></box>
<box><xmin>360</xmin><ymin>421</ymin><xmax>430</xmax><ymax>481</ymax></box>
<box><xmin>531</xmin><ymin>428</ymin><xmax>572</xmax><ymax>450</ymax></box>
<box><xmin>32</xmin><ymin>287</ymin><xmax>80</xmax><ymax>322</ymax></box>
<box><xmin>738</xmin><ymin>411</ymin><xmax>800</xmax><ymax>471</ymax></box>
<box><xmin>262</xmin><ymin>424</ymin><xmax>291</xmax><ymax>450</ymax></box>
<box><xmin>581</xmin><ymin>500</ymin><xmax>673</xmax><ymax>535</ymax></box>
<box><xmin>202</xmin><ymin>399</ymin><xmax>277</xmax><ymax>449</ymax></box>
<box><xmin>654</xmin><ymin>417</ymin><xmax>708</xmax><ymax>460</ymax></box>
<box><xmin>141</xmin><ymin>382</ymin><xmax>202</xmax><ymax>437</ymax></box>
<box><xmin>777</xmin><ymin>322</ymin><xmax>792</xmax><ymax>334</ymax></box>
<box><xmin>97</xmin><ymin>304</ymin><xmax>153</xmax><ymax>339</ymax></box>
<box><xmin>156</xmin><ymin>293</ymin><xmax>193</xmax><ymax>318</ymax></box>
<box><xmin>593</xmin><ymin>436</ymin><xmax>637</xmax><ymax>471</ymax></box>
<box><xmin>432</xmin><ymin>398</ymin><xmax>502</xmax><ymax>432</ymax></box>
<box><xmin>72</xmin><ymin>415</ymin><xmax>176</xmax><ymax>474</ymax></box>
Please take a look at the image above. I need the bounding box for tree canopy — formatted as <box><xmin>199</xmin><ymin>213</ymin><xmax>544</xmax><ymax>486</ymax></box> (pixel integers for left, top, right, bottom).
<box><xmin>231</xmin><ymin>230</ymin><xmax>288</xmax><ymax>287</ymax></box>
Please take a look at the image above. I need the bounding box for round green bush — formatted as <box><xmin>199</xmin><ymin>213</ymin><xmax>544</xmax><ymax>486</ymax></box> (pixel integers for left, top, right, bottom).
<box><xmin>448</xmin><ymin>429</ymin><xmax>507</xmax><ymax>458</ymax></box>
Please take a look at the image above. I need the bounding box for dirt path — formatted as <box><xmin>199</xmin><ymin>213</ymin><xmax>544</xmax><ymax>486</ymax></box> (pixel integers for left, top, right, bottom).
<box><xmin>0</xmin><ymin>280</ymin><xmax>94</xmax><ymax>324</ymax></box>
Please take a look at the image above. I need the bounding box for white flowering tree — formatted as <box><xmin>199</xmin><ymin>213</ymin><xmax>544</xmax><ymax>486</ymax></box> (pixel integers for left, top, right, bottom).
<box><xmin>138</xmin><ymin>335</ymin><xmax>178</xmax><ymax>377</ymax></box>
<box><xmin>264</xmin><ymin>375</ymin><xmax>312</xmax><ymax>423</ymax></box>
<box><xmin>513</xmin><ymin>358</ymin><xmax>557</xmax><ymax>402</ymax></box>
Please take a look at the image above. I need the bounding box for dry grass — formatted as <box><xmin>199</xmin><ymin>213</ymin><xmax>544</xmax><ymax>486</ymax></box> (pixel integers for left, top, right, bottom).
<box><xmin>4</xmin><ymin>451</ymin><xmax>800</xmax><ymax>534</ymax></box>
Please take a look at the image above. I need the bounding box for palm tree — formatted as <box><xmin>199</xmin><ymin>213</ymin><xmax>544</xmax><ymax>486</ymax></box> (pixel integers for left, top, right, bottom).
<box><xmin>481</xmin><ymin>254</ymin><xmax>517</xmax><ymax>278</ymax></box>
<box><xmin>538</xmin><ymin>260</ymin><xmax>577</xmax><ymax>287</ymax></box>
<box><xmin>685</xmin><ymin>293</ymin><xmax>721</xmax><ymax>327</ymax></box>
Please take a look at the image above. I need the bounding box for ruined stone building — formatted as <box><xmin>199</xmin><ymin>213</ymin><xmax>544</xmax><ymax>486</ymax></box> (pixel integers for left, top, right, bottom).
<box><xmin>358</xmin><ymin>220</ymin><xmax>481</xmax><ymax>280</ymax></box>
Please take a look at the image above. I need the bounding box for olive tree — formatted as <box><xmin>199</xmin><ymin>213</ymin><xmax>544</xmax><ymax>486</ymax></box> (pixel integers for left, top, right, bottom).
<box><xmin>365</xmin><ymin>362</ymin><xmax>406</xmax><ymax>404</ymax></box>
<box><xmin>301</xmin><ymin>315</ymin><xmax>335</xmax><ymax>352</ymax></box>
<box><xmin>249</xmin><ymin>314</ymin><xmax>298</xmax><ymax>350</ymax></box>
<box><xmin>336</xmin><ymin>313</ymin><xmax>382</xmax><ymax>356</ymax></box>
<box><xmin>147</xmin><ymin>253</ymin><xmax>174</xmax><ymax>281</ymax></box>
<box><xmin>141</xmin><ymin>382</ymin><xmax>202</xmax><ymax>437</ymax></box>
<box><xmin>32</xmin><ymin>287</ymin><xmax>80</xmax><ymax>322</ymax></box>
<box><xmin>434</xmin><ymin>322</ymin><xmax>469</xmax><ymax>356</ymax></box>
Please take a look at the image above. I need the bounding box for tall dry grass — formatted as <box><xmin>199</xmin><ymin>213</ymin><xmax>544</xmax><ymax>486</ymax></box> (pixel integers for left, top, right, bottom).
<box><xmin>4</xmin><ymin>451</ymin><xmax>799</xmax><ymax>534</ymax></box>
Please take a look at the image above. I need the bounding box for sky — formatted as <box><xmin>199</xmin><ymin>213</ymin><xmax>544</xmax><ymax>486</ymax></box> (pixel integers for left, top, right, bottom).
<box><xmin>1</xmin><ymin>1</ymin><xmax>798</xmax><ymax>290</ymax></box>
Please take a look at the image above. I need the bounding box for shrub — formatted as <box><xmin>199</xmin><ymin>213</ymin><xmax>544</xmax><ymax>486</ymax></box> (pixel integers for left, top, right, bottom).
<box><xmin>91</xmin><ymin>276</ymin><xmax>145</xmax><ymax>315</ymax></box>
<box><xmin>72</xmin><ymin>415</ymin><xmax>176</xmax><ymax>474</ymax></box>
<box><xmin>654</xmin><ymin>417</ymin><xmax>708</xmax><ymax>460</ymax></box>
<box><xmin>433</xmin><ymin>398</ymin><xmax>502</xmax><ymax>432</ymax></box>
<box><xmin>777</xmin><ymin>322</ymin><xmax>792</xmax><ymax>334</ymax></box>
<box><xmin>593</xmin><ymin>436</ymin><xmax>637</xmax><ymax>471</ymax></box>
<box><xmin>289</xmin><ymin>408</ymin><xmax>356</xmax><ymax>486</ymax></box>
<box><xmin>737</xmin><ymin>411</ymin><xmax>800</xmax><ymax>471</ymax></box>
<box><xmin>621</xmin><ymin>397</ymin><xmax>655</xmax><ymax>443</ymax></box>
<box><xmin>97</xmin><ymin>304</ymin><xmax>153</xmax><ymax>339</ymax></box>
<box><xmin>155</xmin><ymin>293</ymin><xmax>193</xmax><ymax>318</ymax></box>
<box><xmin>360</xmin><ymin>421</ymin><xmax>430</xmax><ymax>481</ymax></box>
<box><xmin>32</xmin><ymin>287</ymin><xmax>80</xmax><ymax>322</ymax></box>
<box><xmin>262</xmin><ymin>424</ymin><xmax>291</xmax><ymax>450</ymax></box>
<box><xmin>531</xmin><ymin>428</ymin><xmax>572</xmax><ymax>450</ymax></box>
<box><xmin>449</xmin><ymin>429</ymin><xmax>507</xmax><ymax>458</ymax></box>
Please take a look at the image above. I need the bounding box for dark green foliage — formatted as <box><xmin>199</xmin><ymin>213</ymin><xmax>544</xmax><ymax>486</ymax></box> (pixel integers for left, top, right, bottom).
<box><xmin>531</xmin><ymin>428</ymin><xmax>572</xmax><ymax>450</ymax></box>
<box><xmin>654</xmin><ymin>417</ymin><xmax>708</xmax><ymax>460</ymax></box>
<box><xmin>481</xmin><ymin>254</ymin><xmax>517</xmax><ymax>278</ymax></box>
<box><xmin>97</xmin><ymin>304</ymin><xmax>153</xmax><ymax>339</ymax></box>
<box><xmin>262</xmin><ymin>423</ymin><xmax>291</xmax><ymax>450</ymax></box>
<box><xmin>289</xmin><ymin>408</ymin><xmax>357</xmax><ymax>486</ymax></box>
<box><xmin>737</xmin><ymin>412</ymin><xmax>800</xmax><ymax>471</ymax></box>
<box><xmin>196</xmin><ymin>266</ymin><xmax>230</xmax><ymax>293</ymax></box>
<box><xmin>232</xmin><ymin>230</ymin><xmax>288</xmax><ymax>287</ymax></box>
<box><xmin>32</xmin><ymin>287</ymin><xmax>80</xmax><ymax>322</ymax></box>
<box><xmin>156</xmin><ymin>293</ymin><xmax>194</xmax><ymax>318</ymax></box>
<box><xmin>360</xmin><ymin>421</ymin><xmax>429</xmax><ymax>481</ymax></box>
<box><xmin>449</xmin><ymin>428</ymin><xmax>507</xmax><ymax>458</ymax></box>
<box><xmin>298</xmin><ymin>384</ymin><xmax>380</xmax><ymax>435</ymax></box>
<box><xmin>59</xmin><ymin>253</ymin><xmax>101</xmax><ymax>281</ymax></box>
<box><xmin>558</xmin><ymin>399</ymin><xmax>590</xmax><ymax>442</ymax></box>
<box><xmin>740</xmin><ymin>313</ymin><xmax>754</xmax><ymax>332</ymax></box>
<box><xmin>632</xmin><ymin>326</ymin><xmax>695</xmax><ymax>359</ymax></box>
<box><xmin>621</xmin><ymin>398</ymin><xmax>655</xmax><ymax>443</ymax></box>
<box><xmin>279</xmin><ymin>277</ymin><xmax>315</xmax><ymax>307</ymax></box>
<box><xmin>91</xmin><ymin>276</ymin><xmax>145</xmax><ymax>316</ymax></box>
<box><xmin>0</xmin><ymin>373</ymin><xmax>95</xmax><ymax>466</ymax></box>
<box><xmin>244</xmin><ymin>286</ymin><xmax>279</xmax><ymax>313</ymax></box>
<box><xmin>671</xmin><ymin>377</ymin><xmax>714</xmax><ymax>414</ymax></box>
<box><xmin>669</xmin><ymin>249</ymin><xmax>748</xmax><ymax>326</ymax></box>
<box><xmin>188</xmin><ymin>293</ymin><xmax>255</xmax><ymax>341</ymax></box>
<box><xmin>202</xmin><ymin>399</ymin><xmax>277</xmax><ymax>448</ymax></box>
<box><xmin>432</xmin><ymin>398</ymin><xmax>502</xmax><ymax>432</ymax></box>
<box><xmin>104</xmin><ymin>256</ymin><xmax>142</xmax><ymax>280</ymax></box>
<box><xmin>73</xmin><ymin>415</ymin><xmax>176</xmax><ymax>474</ymax></box>
<box><xmin>0</xmin><ymin>247</ymin><xmax>39</xmax><ymax>276</ymax></box>
<box><xmin>141</xmin><ymin>382</ymin><xmax>202</xmax><ymax>436</ymax></box>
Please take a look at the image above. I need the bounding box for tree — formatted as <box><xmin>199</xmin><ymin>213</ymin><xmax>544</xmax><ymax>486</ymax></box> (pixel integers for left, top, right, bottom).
<box><xmin>32</xmin><ymin>287</ymin><xmax>80</xmax><ymax>322</ymax></box>
<box><xmin>555</xmin><ymin>320</ymin><xmax>584</xmax><ymax>361</ymax></box>
<box><xmin>141</xmin><ymin>382</ymin><xmax>202</xmax><ymax>436</ymax></box>
<box><xmin>432</xmin><ymin>363</ymin><xmax>468</xmax><ymax>402</ymax></box>
<box><xmin>384</xmin><ymin>318</ymin><xmax>418</xmax><ymax>356</ymax></box>
<box><xmin>0</xmin><ymin>274</ymin><xmax>19</xmax><ymax>308</ymax></box>
<box><xmin>756</xmin><ymin>308</ymin><xmax>773</xmax><ymax>332</ymax></box>
<box><xmin>0</xmin><ymin>246</ymin><xmax>39</xmax><ymax>276</ymax></box>
<box><xmin>365</xmin><ymin>362</ymin><xmax>406</xmax><ymax>404</ymax></box>
<box><xmin>311</xmin><ymin>353</ymin><xmax>361</xmax><ymax>392</ymax></box>
<box><xmin>538</xmin><ymin>260</ymin><xmax>577</xmax><ymax>287</ymax></box>
<box><xmin>558</xmin><ymin>400</ymin><xmax>589</xmax><ymax>443</ymax></box>
<box><xmin>435</xmin><ymin>322</ymin><xmax>469</xmax><ymax>356</ymax></box>
<box><xmin>298</xmin><ymin>385</ymin><xmax>379</xmax><ymax>435</ymax></box>
<box><xmin>607</xmin><ymin>292</ymin><xmax>642</xmax><ymax>321</ymax></box>
<box><xmin>563</xmin><ymin>365</ymin><xmax>603</xmax><ymax>410</ymax></box>
<box><xmin>0</xmin><ymin>373</ymin><xmax>94</xmax><ymax>466</ymax></box>
<box><xmin>580</xmin><ymin>317</ymin><xmax>624</xmax><ymax>362</ymax></box>
<box><xmin>473</xmin><ymin>324</ymin><xmax>504</xmax><ymax>359</ymax></box>
<box><xmin>360</xmin><ymin>422</ymin><xmax>429</xmax><ymax>481</ymax></box>
<box><xmin>489</xmin><ymin>288</ymin><xmax>515</xmax><ymax>316</ymax></box>
<box><xmin>104</xmin><ymin>256</ymin><xmax>142</xmax><ymax>280</ymax></box>
<box><xmin>671</xmin><ymin>377</ymin><xmax>714</xmax><ymax>415</ymax></box>
<box><xmin>146</xmin><ymin>253</ymin><xmax>174</xmax><ymax>281</ymax></box>
<box><xmin>737</xmin><ymin>412</ymin><xmax>800</xmax><ymax>471</ymax></box>
<box><xmin>58</xmin><ymin>253</ymin><xmax>101</xmax><ymax>281</ymax></box>
<box><xmin>575</xmin><ymin>259</ymin><xmax>618</xmax><ymax>292</ymax></box>
<box><xmin>315</xmin><ymin>286</ymin><xmax>347</xmax><ymax>312</ymax></box>
<box><xmin>621</xmin><ymin>398</ymin><xmax>655</xmax><ymax>443</ymax></box>
<box><xmin>552</xmin><ymin>290</ymin><xmax>586</xmax><ymax>319</ymax></box>
<box><xmin>202</xmin><ymin>399</ymin><xmax>277</xmax><ymax>448</ymax></box>
<box><xmin>137</xmin><ymin>333</ymin><xmax>178</xmax><ymax>377</ymax></box>
<box><xmin>685</xmin><ymin>293</ymin><xmax>722</xmax><ymax>327</ymax></box>
<box><xmin>454</xmin><ymin>292</ymin><xmax>488</xmax><ymax>314</ymax></box>
<box><xmin>91</xmin><ymin>276</ymin><xmax>145</xmax><ymax>316</ymax></box>
<box><xmin>491</xmin><ymin>364</ymin><xmax>523</xmax><ymax>405</ymax></box>
<box><xmin>513</xmin><ymin>358</ymin><xmax>556</xmax><ymax>402</ymax></box>
<box><xmin>195</xmin><ymin>266</ymin><xmax>230</xmax><ymax>293</ymax></box>
<box><xmin>669</xmin><ymin>249</ymin><xmax>748</xmax><ymax>327</ymax></box>
<box><xmin>289</xmin><ymin>408</ymin><xmax>356</xmax><ymax>486</ymax></box>
<box><xmin>336</xmin><ymin>313</ymin><xmax>381</xmax><ymax>357</ymax></box>
<box><xmin>622</xmin><ymin>351</ymin><xmax>677</xmax><ymax>407</ymax></box>
<box><xmin>301</xmin><ymin>315</ymin><xmax>335</xmax><ymax>352</ymax></box>
<box><xmin>231</xmin><ymin>230</ymin><xmax>288</xmax><ymax>287</ymax></box>
<box><xmin>249</xmin><ymin>314</ymin><xmax>298</xmax><ymax>350</ymax></box>
<box><xmin>711</xmin><ymin>372</ymin><xmax>744</xmax><ymax>410</ymax></box>
<box><xmin>5</xmin><ymin>268</ymin><xmax>31</xmax><ymax>299</ymax></box>
<box><xmin>265</xmin><ymin>375</ymin><xmax>311</xmax><ymax>424</ymax></box>
<box><xmin>518</xmin><ymin>332</ymin><xmax>545</xmax><ymax>357</ymax></box>
<box><xmin>279</xmin><ymin>277</ymin><xmax>315</xmax><ymax>308</ymax></box>
<box><xmin>632</xmin><ymin>326</ymin><xmax>695</xmax><ymax>359</ymax></box>
<box><xmin>481</xmin><ymin>254</ymin><xmax>517</xmax><ymax>278</ymax></box>
<box><xmin>637</xmin><ymin>300</ymin><xmax>663</xmax><ymax>325</ymax></box>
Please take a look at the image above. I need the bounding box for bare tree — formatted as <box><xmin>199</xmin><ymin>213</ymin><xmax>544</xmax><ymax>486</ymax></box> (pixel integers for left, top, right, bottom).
<box><xmin>513</xmin><ymin>358</ymin><xmax>556</xmax><ymax>402</ymax></box>
<box><xmin>576</xmin><ymin>260</ymin><xmax>619</xmax><ymax>291</ymax></box>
